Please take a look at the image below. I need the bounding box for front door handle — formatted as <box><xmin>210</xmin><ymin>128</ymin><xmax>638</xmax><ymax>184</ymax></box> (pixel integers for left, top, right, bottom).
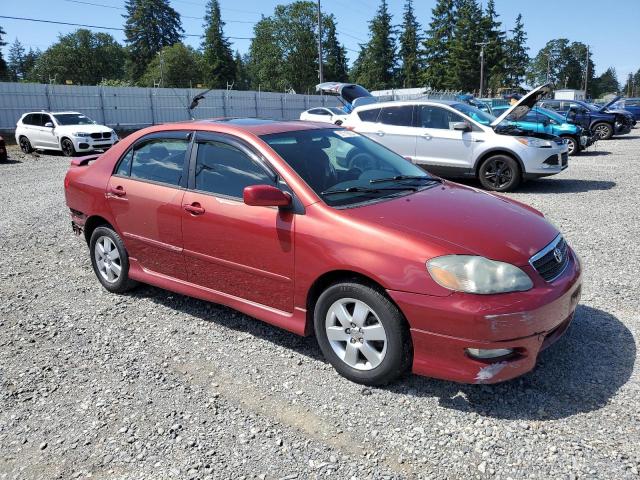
<box><xmin>108</xmin><ymin>185</ymin><xmax>126</xmax><ymax>197</ymax></box>
<box><xmin>376</xmin><ymin>130</ymin><xmax>385</xmax><ymax>136</ymax></box>
<box><xmin>184</xmin><ymin>202</ymin><xmax>205</xmax><ymax>215</ymax></box>
<box><xmin>422</xmin><ymin>133</ymin><xmax>432</xmax><ymax>140</ymax></box>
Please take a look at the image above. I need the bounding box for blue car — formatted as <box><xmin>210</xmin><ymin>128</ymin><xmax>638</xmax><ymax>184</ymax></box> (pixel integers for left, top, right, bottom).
<box><xmin>492</xmin><ymin>105</ymin><xmax>594</xmax><ymax>155</ymax></box>
<box><xmin>611</xmin><ymin>98</ymin><xmax>640</xmax><ymax>122</ymax></box>
<box><xmin>538</xmin><ymin>98</ymin><xmax>635</xmax><ymax>140</ymax></box>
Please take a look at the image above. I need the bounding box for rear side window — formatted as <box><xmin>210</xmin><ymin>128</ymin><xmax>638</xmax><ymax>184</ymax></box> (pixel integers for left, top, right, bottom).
<box><xmin>378</xmin><ymin>106</ymin><xmax>413</xmax><ymax>127</ymax></box>
<box><xmin>626</xmin><ymin>99</ymin><xmax>640</xmax><ymax>107</ymax></box>
<box><xmin>22</xmin><ymin>114</ymin><xmax>36</xmax><ymax>125</ymax></box>
<box><xmin>194</xmin><ymin>141</ymin><xmax>274</xmax><ymax>198</ymax></box>
<box><xmin>129</xmin><ymin>138</ymin><xmax>189</xmax><ymax>186</ymax></box>
<box><xmin>357</xmin><ymin>108</ymin><xmax>381</xmax><ymax>122</ymax></box>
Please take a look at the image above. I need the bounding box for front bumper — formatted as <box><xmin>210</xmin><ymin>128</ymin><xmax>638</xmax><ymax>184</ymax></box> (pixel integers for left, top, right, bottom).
<box><xmin>73</xmin><ymin>136</ymin><xmax>117</xmax><ymax>151</ymax></box>
<box><xmin>523</xmin><ymin>148</ymin><xmax>569</xmax><ymax>179</ymax></box>
<box><xmin>388</xmin><ymin>249</ymin><xmax>582</xmax><ymax>384</ymax></box>
<box><xmin>614</xmin><ymin>123</ymin><xmax>632</xmax><ymax>135</ymax></box>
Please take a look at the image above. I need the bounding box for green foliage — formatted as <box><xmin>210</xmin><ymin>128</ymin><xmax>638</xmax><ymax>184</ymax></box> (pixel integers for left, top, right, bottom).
<box><xmin>0</xmin><ymin>25</ymin><xmax>7</xmax><ymax>80</ymax></box>
<box><xmin>504</xmin><ymin>14</ymin><xmax>529</xmax><ymax>88</ymax></box>
<box><xmin>21</xmin><ymin>49</ymin><xmax>41</xmax><ymax>82</ymax></box>
<box><xmin>29</xmin><ymin>29</ymin><xmax>126</xmax><ymax>85</ymax></box>
<box><xmin>8</xmin><ymin>39</ymin><xmax>26</xmax><ymax>81</ymax></box>
<box><xmin>124</xmin><ymin>0</ymin><xmax>184</xmax><ymax>82</ymax></box>
<box><xmin>421</xmin><ymin>0</ymin><xmax>456</xmax><ymax>89</ymax></box>
<box><xmin>201</xmin><ymin>0</ymin><xmax>236</xmax><ymax>89</ymax></box>
<box><xmin>351</xmin><ymin>0</ymin><xmax>396</xmax><ymax>90</ymax></box>
<box><xmin>398</xmin><ymin>0</ymin><xmax>421</xmax><ymax>88</ymax></box>
<box><xmin>323</xmin><ymin>15</ymin><xmax>349</xmax><ymax>83</ymax></box>
<box><xmin>233</xmin><ymin>52</ymin><xmax>251</xmax><ymax>90</ymax></box>
<box><xmin>592</xmin><ymin>67</ymin><xmax>620</xmax><ymax>97</ymax></box>
<box><xmin>480</xmin><ymin>0</ymin><xmax>506</xmax><ymax>92</ymax></box>
<box><xmin>527</xmin><ymin>39</ymin><xmax>595</xmax><ymax>94</ymax></box>
<box><xmin>140</xmin><ymin>42</ymin><xmax>203</xmax><ymax>88</ymax></box>
<box><xmin>98</xmin><ymin>79</ymin><xmax>134</xmax><ymax>87</ymax></box>
<box><xmin>448</xmin><ymin>0</ymin><xmax>483</xmax><ymax>92</ymax></box>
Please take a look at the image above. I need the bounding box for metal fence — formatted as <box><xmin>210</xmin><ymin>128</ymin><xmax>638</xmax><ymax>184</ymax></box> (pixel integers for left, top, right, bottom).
<box><xmin>0</xmin><ymin>82</ymin><xmax>342</xmax><ymax>133</ymax></box>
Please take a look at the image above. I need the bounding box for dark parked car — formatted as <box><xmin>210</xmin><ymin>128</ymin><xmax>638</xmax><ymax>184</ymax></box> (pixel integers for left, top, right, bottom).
<box><xmin>0</xmin><ymin>136</ymin><xmax>7</xmax><ymax>162</ymax></box>
<box><xmin>611</xmin><ymin>98</ymin><xmax>640</xmax><ymax>122</ymax></box>
<box><xmin>538</xmin><ymin>98</ymin><xmax>634</xmax><ymax>140</ymax></box>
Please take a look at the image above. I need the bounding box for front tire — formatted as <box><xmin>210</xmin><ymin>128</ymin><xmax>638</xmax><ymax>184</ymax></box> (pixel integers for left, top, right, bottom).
<box><xmin>61</xmin><ymin>138</ymin><xmax>76</xmax><ymax>157</ymax></box>
<box><xmin>19</xmin><ymin>136</ymin><xmax>33</xmax><ymax>154</ymax></box>
<box><xmin>593</xmin><ymin>122</ymin><xmax>613</xmax><ymax>140</ymax></box>
<box><xmin>314</xmin><ymin>281</ymin><xmax>412</xmax><ymax>385</ymax></box>
<box><xmin>478</xmin><ymin>155</ymin><xmax>521</xmax><ymax>192</ymax></box>
<box><xmin>89</xmin><ymin>226</ymin><xmax>137</xmax><ymax>293</ymax></box>
<box><xmin>562</xmin><ymin>135</ymin><xmax>579</xmax><ymax>156</ymax></box>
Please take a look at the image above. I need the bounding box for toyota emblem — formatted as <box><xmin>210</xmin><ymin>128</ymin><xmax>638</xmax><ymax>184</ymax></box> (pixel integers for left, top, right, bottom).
<box><xmin>553</xmin><ymin>248</ymin><xmax>563</xmax><ymax>263</ymax></box>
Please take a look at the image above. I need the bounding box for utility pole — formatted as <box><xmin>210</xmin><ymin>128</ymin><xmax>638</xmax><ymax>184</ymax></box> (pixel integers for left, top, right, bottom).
<box><xmin>629</xmin><ymin>73</ymin><xmax>634</xmax><ymax>97</ymax></box>
<box><xmin>317</xmin><ymin>0</ymin><xmax>323</xmax><ymax>84</ymax></box>
<box><xmin>546</xmin><ymin>53</ymin><xmax>551</xmax><ymax>83</ymax></box>
<box><xmin>476</xmin><ymin>42</ymin><xmax>488</xmax><ymax>97</ymax></box>
<box><xmin>583</xmin><ymin>45</ymin><xmax>589</xmax><ymax>95</ymax></box>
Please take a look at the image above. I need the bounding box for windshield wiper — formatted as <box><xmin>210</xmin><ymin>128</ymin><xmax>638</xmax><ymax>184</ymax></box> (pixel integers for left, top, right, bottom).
<box><xmin>369</xmin><ymin>175</ymin><xmax>442</xmax><ymax>184</ymax></box>
<box><xmin>321</xmin><ymin>186</ymin><xmax>417</xmax><ymax>196</ymax></box>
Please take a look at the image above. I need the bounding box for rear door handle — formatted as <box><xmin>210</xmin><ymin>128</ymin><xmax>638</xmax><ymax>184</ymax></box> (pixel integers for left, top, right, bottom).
<box><xmin>108</xmin><ymin>185</ymin><xmax>126</xmax><ymax>197</ymax></box>
<box><xmin>184</xmin><ymin>203</ymin><xmax>205</xmax><ymax>215</ymax></box>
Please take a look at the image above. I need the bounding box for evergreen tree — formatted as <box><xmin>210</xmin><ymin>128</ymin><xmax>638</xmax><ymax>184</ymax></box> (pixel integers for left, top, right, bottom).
<box><xmin>504</xmin><ymin>14</ymin><xmax>528</xmax><ymax>88</ymax></box>
<box><xmin>201</xmin><ymin>0</ymin><xmax>236</xmax><ymax>89</ymax></box>
<box><xmin>527</xmin><ymin>39</ymin><xmax>594</xmax><ymax>93</ymax></box>
<box><xmin>22</xmin><ymin>48</ymin><xmax>41</xmax><ymax>82</ymax></box>
<box><xmin>323</xmin><ymin>15</ymin><xmax>349</xmax><ymax>83</ymax></box>
<box><xmin>448</xmin><ymin>0</ymin><xmax>483</xmax><ymax>92</ymax></box>
<box><xmin>0</xmin><ymin>26</ymin><xmax>8</xmax><ymax>80</ymax></box>
<box><xmin>398</xmin><ymin>0</ymin><xmax>421</xmax><ymax>88</ymax></box>
<box><xmin>140</xmin><ymin>42</ymin><xmax>203</xmax><ymax>88</ymax></box>
<box><xmin>247</xmin><ymin>16</ymin><xmax>284</xmax><ymax>91</ymax></box>
<box><xmin>8</xmin><ymin>39</ymin><xmax>26</xmax><ymax>81</ymax></box>
<box><xmin>421</xmin><ymin>0</ymin><xmax>456</xmax><ymax>90</ymax></box>
<box><xmin>351</xmin><ymin>0</ymin><xmax>396</xmax><ymax>90</ymax></box>
<box><xmin>593</xmin><ymin>67</ymin><xmax>619</xmax><ymax>96</ymax></box>
<box><xmin>123</xmin><ymin>0</ymin><xmax>184</xmax><ymax>82</ymax></box>
<box><xmin>634</xmin><ymin>68</ymin><xmax>640</xmax><ymax>97</ymax></box>
<box><xmin>481</xmin><ymin>0</ymin><xmax>506</xmax><ymax>93</ymax></box>
<box><xmin>233</xmin><ymin>51</ymin><xmax>251</xmax><ymax>90</ymax></box>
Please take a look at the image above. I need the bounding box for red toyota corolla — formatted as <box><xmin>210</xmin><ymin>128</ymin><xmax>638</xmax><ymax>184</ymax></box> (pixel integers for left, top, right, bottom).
<box><xmin>64</xmin><ymin>119</ymin><xmax>582</xmax><ymax>385</ymax></box>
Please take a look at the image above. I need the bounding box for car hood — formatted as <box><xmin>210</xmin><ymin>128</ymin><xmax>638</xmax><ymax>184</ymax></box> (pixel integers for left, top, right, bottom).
<box><xmin>56</xmin><ymin>123</ymin><xmax>111</xmax><ymax>132</ymax></box>
<box><xmin>316</xmin><ymin>82</ymin><xmax>378</xmax><ymax>110</ymax></box>
<box><xmin>343</xmin><ymin>181</ymin><xmax>558</xmax><ymax>266</ymax></box>
<box><xmin>491</xmin><ymin>83</ymin><xmax>551</xmax><ymax>127</ymax></box>
<box><xmin>600</xmin><ymin>96</ymin><xmax>622</xmax><ymax>111</ymax></box>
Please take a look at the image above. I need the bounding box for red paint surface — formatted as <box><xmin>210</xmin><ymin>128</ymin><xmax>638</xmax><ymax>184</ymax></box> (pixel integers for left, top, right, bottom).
<box><xmin>65</xmin><ymin>120</ymin><xmax>582</xmax><ymax>383</ymax></box>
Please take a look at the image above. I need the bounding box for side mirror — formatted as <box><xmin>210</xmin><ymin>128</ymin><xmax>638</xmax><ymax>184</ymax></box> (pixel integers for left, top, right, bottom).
<box><xmin>452</xmin><ymin>121</ymin><xmax>471</xmax><ymax>132</ymax></box>
<box><xmin>44</xmin><ymin>122</ymin><xmax>54</xmax><ymax>128</ymax></box>
<box><xmin>243</xmin><ymin>185</ymin><xmax>292</xmax><ymax>208</ymax></box>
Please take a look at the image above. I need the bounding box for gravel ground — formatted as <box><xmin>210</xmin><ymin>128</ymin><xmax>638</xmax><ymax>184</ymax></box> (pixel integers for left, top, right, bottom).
<box><xmin>0</xmin><ymin>136</ymin><xmax>639</xmax><ymax>480</ymax></box>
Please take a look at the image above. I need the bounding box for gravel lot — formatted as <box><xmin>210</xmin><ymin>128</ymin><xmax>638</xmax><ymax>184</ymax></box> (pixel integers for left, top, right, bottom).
<box><xmin>0</xmin><ymin>135</ymin><xmax>639</xmax><ymax>480</ymax></box>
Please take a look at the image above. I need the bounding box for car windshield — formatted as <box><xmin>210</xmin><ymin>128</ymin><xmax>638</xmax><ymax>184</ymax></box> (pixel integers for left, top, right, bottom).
<box><xmin>261</xmin><ymin>128</ymin><xmax>437</xmax><ymax>207</ymax></box>
<box><xmin>535</xmin><ymin>107</ymin><xmax>566</xmax><ymax>124</ymax></box>
<box><xmin>53</xmin><ymin>113</ymin><xmax>96</xmax><ymax>125</ymax></box>
<box><xmin>450</xmin><ymin>102</ymin><xmax>496</xmax><ymax>125</ymax></box>
<box><xmin>328</xmin><ymin>107</ymin><xmax>345</xmax><ymax>115</ymax></box>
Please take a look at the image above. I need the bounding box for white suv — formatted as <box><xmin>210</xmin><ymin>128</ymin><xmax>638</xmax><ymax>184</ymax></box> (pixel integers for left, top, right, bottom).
<box><xmin>15</xmin><ymin>111</ymin><xmax>118</xmax><ymax>157</ymax></box>
<box><xmin>342</xmin><ymin>84</ymin><xmax>569</xmax><ymax>191</ymax></box>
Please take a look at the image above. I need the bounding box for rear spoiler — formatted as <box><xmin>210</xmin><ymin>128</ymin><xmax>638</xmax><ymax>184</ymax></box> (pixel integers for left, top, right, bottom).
<box><xmin>70</xmin><ymin>154</ymin><xmax>100</xmax><ymax>167</ymax></box>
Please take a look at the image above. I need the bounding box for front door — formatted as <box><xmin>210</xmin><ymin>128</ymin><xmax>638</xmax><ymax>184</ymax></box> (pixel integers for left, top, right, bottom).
<box><xmin>106</xmin><ymin>132</ymin><xmax>191</xmax><ymax>279</ymax></box>
<box><xmin>359</xmin><ymin>105</ymin><xmax>417</xmax><ymax>160</ymax></box>
<box><xmin>181</xmin><ymin>133</ymin><xmax>295</xmax><ymax>313</ymax></box>
<box><xmin>413</xmin><ymin>105</ymin><xmax>477</xmax><ymax>173</ymax></box>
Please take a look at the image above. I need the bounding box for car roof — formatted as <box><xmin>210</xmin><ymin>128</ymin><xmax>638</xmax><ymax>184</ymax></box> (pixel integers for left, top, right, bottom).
<box><xmin>354</xmin><ymin>99</ymin><xmax>459</xmax><ymax>111</ymax></box>
<box><xmin>154</xmin><ymin>118</ymin><xmax>333</xmax><ymax>136</ymax></box>
<box><xmin>23</xmin><ymin>111</ymin><xmax>84</xmax><ymax>116</ymax></box>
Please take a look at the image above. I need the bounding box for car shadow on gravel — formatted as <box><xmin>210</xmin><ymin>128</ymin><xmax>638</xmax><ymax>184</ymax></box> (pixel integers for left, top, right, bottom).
<box><xmin>0</xmin><ymin>158</ymin><xmax>22</xmax><ymax>164</ymax></box>
<box><xmin>389</xmin><ymin>305</ymin><xmax>636</xmax><ymax>420</ymax></box>
<box><xmin>578</xmin><ymin>150</ymin><xmax>611</xmax><ymax>156</ymax></box>
<box><xmin>513</xmin><ymin>179</ymin><xmax>616</xmax><ymax>194</ymax></box>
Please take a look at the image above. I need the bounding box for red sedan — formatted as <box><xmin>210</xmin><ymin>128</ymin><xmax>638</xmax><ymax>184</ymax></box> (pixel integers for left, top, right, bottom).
<box><xmin>64</xmin><ymin>119</ymin><xmax>582</xmax><ymax>385</ymax></box>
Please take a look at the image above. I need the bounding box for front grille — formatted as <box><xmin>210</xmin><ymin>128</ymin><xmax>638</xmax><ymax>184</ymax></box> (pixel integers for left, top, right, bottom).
<box><xmin>530</xmin><ymin>235</ymin><xmax>570</xmax><ymax>282</ymax></box>
<box><xmin>90</xmin><ymin>132</ymin><xmax>111</xmax><ymax>139</ymax></box>
<box><xmin>102</xmin><ymin>132</ymin><xmax>111</xmax><ymax>139</ymax></box>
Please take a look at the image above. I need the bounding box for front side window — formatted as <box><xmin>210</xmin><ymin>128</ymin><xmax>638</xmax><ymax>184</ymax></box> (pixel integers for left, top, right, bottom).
<box><xmin>416</xmin><ymin>106</ymin><xmax>465</xmax><ymax>129</ymax></box>
<box><xmin>129</xmin><ymin>138</ymin><xmax>189</xmax><ymax>186</ymax></box>
<box><xmin>378</xmin><ymin>106</ymin><xmax>413</xmax><ymax>126</ymax></box>
<box><xmin>194</xmin><ymin>141</ymin><xmax>274</xmax><ymax>198</ymax></box>
<box><xmin>41</xmin><ymin>115</ymin><xmax>53</xmax><ymax>127</ymax></box>
<box><xmin>262</xmin><ymin>128</ymin><xmax>436</xmax><ymax>207</ymax></box>
<box><xmin>450</xmin><ymin>103</ymin><xmax>495</xmax><ymax>125</ymax></box>
<box><xmin>53</xmin><ymin>113</ymin><xmax>95</xmax><ymax>125</ymax></box>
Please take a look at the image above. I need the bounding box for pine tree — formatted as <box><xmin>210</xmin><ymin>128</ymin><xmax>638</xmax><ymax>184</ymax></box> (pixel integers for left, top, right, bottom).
<box><xmin>201</xmin><ymin>0</ymin><xmax>236</xmax><ymax>89</ymax></box>
<box><xmin>504</xmin><ymin>14</ymin><xmax>528</xmax><ymax>88</ymax></box>
<box><xmin>351</xmin><ymin>0</ymin><xmax>396</xmax><ymax>90</ymax></box>
<box><xmin>140</xmin><ymin>42</ymin><xmax>203</xmax><ymax>88</ymax></box>
<box><xmin>0</xmin><ymin>26</ymin><xmax>8</xmax><ymax>80</ymax></box>
<box><xmin>8</xmin><ymin>39</ymin><xmax>26</xmax><ymax>81</ymax></box>
<box><xmin>398</xmin><ymin>0</ymin><xmax>421</xmax><ymax>88</ymax></box>
<box><xmin>421</xmin><ymin>0</ymin><xmax>456</xmax><ymax>90</ymax></box>
<box><xmin>247</xmin><ymin>17</ymin><xmax>284</xmax><ymax>91</ymax></box>
<box><xmin>481</xmin><ymin>0</ymin><xmax>506</xmax><ymax>93</ymax></box>
<box><xmin>323</xmin><ymin>15</ymin><xmax>349</xmax><ymax>83</ymax></box>
<box><xmin>123</xmin><ymin>0</ymin><xmax>184</xmax><ymax>82</ymax></box>
<box><xmin>234</xmin><ymin>51</ymin><xmax>251</xmax><ymax>90</ymax></box>
<box><xmin>22</xmin><ymin>48</ymin><xmax>41</xmax><ymax>82</ymax></box>
<box><xmin>448</xmin><ymin>0</ymin><xmax>483</xmax><ymax>92</ymax></box>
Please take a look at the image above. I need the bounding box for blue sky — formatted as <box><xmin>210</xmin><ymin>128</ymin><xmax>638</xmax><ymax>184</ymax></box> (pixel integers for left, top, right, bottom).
<box><xmin>1</xmin><ymin>0</ymin><xmax>638</xmax><ymax>83</ymax></box>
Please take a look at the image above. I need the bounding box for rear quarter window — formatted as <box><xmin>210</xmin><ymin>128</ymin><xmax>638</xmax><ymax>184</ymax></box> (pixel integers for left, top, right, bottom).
<box><xmin>357</xmin><ymin>108</ymin><xmax>381</xmax><ymax>123</ymax></box>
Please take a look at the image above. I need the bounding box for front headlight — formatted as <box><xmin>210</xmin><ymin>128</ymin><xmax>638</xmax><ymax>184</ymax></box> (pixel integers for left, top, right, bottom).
<box><xmin>73</xmin><ymin>132</ymin><xmax>91</xmax><ymax>137</ymax></box>
<box><xmin>515</xmin><ymin>137</ymin><xmax>552</xmax><ymax>148</ymax></box>
<box><xmin>427</xmin><ymin>255</ymin><xmax>533</xmax><ymax>294</ymax></box>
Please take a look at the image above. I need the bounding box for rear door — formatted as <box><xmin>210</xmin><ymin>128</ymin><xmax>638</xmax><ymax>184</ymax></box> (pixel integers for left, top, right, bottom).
<box><xmin>107</xmin><ymin>131</ymin><xmax>191</xmax><ymax>279</ymax></box>
<box><xmin>181</xmin><ymin>132</ymin><xmax>295</xmax><ymax>313</ymax></box>
<box><xmin>413</xmin><ymin>105</ymin><xmax>478</xmax><ymax>171</ymax></box>
<box><xmin>356</xmin><ymin>105</ymin><xmax>417</xmax><ymax>159</ymax></box>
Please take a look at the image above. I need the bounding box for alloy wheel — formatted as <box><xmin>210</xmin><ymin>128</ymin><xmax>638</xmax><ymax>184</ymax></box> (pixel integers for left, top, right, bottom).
<box><xmin>325</xmin><ymin>298</ymin><xmax>387</xmax><ymax>370</ymax></box>
<box><xmin>594</xmin><ymin>124</ymin><xmax>611</xmax><ymax>140</ymax></box>
<box><xmin>19</xmin><ymin>137</ymin><xmax>31</xmax><ymax>153</ymax></box>
<box><xmin>94</xmin><ymin>236</ymin><xmax>122</xmax><ymax>283</ymax></box>
<box><xmin>483</xmin><ymin>159</ymin><xmax>513</xmax><ymax>190</ymax></box>
<box><xmin>565</xmin><ymin>138</ymin><xmax>576</xmax><ymax>155</ymax></box>
<box><xmin>61</xmin><ymin>139</ymin><xmax>75</xmax><ymax>157</ymax></box>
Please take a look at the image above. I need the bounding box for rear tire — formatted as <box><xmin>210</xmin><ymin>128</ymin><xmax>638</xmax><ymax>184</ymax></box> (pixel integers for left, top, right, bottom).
<box><xmin>593</xmin><ymin>122</ymin><xmax>613</xmax><ymax>140</ymax></box>
<box><xmin>89</xmin><ymin>226</ymin><xmax>138</xmax><ymax>293</ymax></box>
<box><xmin>478</xmin><ymin>155</ymin><xmax>521</xmax><ymax>192</ymax></box>
<box><xmin>19</xmin><ymin>136</ymin><xmax>33</xmax><ymax>154</ymax></box>
<box><xmin>314</xmin><ymin>281</ymin><xmax>412</xmax><ymax>386</ymax></box>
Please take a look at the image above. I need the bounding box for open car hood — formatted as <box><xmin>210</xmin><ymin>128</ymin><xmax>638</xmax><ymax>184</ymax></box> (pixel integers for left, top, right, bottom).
<box><xmin>600</xmin><ymin>95</ymin><xmax>622</xmax><ymax>111</ymax></box>
<box><xmin>316</xmin><ymin>82</ymin><xmax>378</xmax><ymax>110</ymax></box>
<box><xmin>490</xmin><ymin>83</ymin><xmax>551</xmax><ymax>127</ymax></box>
